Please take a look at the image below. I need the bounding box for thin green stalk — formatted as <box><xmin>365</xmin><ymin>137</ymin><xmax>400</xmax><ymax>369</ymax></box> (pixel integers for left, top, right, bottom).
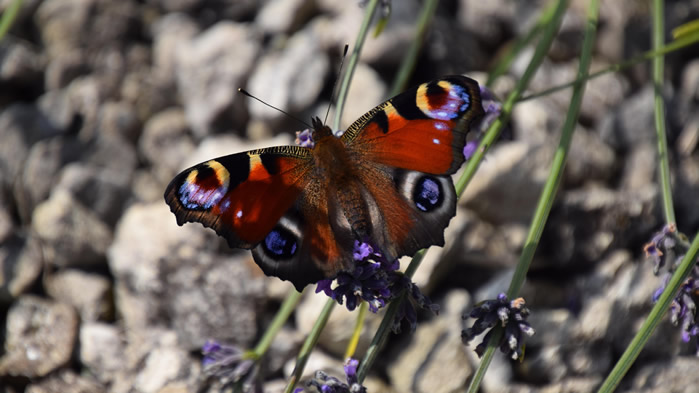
<box><xmin>465</xmin><ymin>0</ymin><xmax>573</xmax><ymax>391</ymax></box>
<box><xmin>456</xmin><ymin>0</ymin><xmax>569</xmax><ymax>197</ymax></box>
<box><xmin>389</xmin><ymin>0</ymin><xmax>439</xmax><ymax>95</ymax></box>
<box><xmin>651</xmin><ymin>0</ymin><xmax>676</xmax><ymax>225</ymax></box>
<box><xmin>344</xmin><ymin>301</ymin><xmax>368</xmax><ymax>360</ymax></box>
<box><xmin>597</xmin><ymin>232</ymin><xmax>699</xmax><ymax>393</ymax></box>
<box><xmin>486</xmin><ymin>0</ymin><xmax>558</xmax><ymax>87</ymax></box>
<box><xmin>357</xmin><ymin>294</ymin><xmax>405</xmax><ymax>382</ymax></box>
<box><xmin>333</xmin><ymin>0</ymin><xmax>381</xmax><ymax>131</ymax></box>
<box><xmin>520</xmin><ymin>29</ymin><xmax>699</xmax><ymax>102</ymax></box>
<box><xmin>284</xmin><ymin>298</ymin><xmax>336</xmax><ymax>393</ymax></box>
<box><xmin>252</xmin><ymin>289</ymin><xmax>303</xmax><ymax>357</ymax></box>
<box><xmin>0</xmin><ymin>0</ymin><xmax>22</xmax><ymax>40</ymax></box>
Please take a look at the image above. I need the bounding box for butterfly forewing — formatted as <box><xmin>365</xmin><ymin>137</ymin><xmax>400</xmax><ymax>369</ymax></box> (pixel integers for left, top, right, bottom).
<box><xmin>164</xmin><ymin>146</ymin><xmax>313</xmax><ymax>249</ymax></box>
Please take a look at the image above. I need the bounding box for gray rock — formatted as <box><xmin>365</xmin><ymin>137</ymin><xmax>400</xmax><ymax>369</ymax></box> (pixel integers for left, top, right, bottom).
<box><xmin>108</xmin><ymin>202</ymin><xmax>266</xmax><ymax>349</ymax></box>
<box><xmin>620</xmin><ymin>142</ymin><xmax>657</xmax><ymax>190</ymax></box>
<box><xmin>176</xmin><ymin>22</ymin><xmax>261</xmax><ymax>136</ymax></box>
<box><xmin>599</xmin><ymin>86</ymin><xmax>657</xmax><ymax>151</ymax></box>
<box><xmin>46</xmin><ymin>270</ymin><xmax>112</xmax><ymax>322</ymax></box>
<box><xmin>44</xmin><ymin>49</ymin><xmax>89</xmax><ymax>90</ymax></box>
<box><xmin>54</xmin><ymin>162</ymin><xmax>131</xmax><ymax>227</ymax></box>
<box><xmin>36</xmin><ymin>0</ymin><xmax>139</xmax><ymax>59</ymax></box>
<box><xmin>0</xmin><ymin>37</ymin><xmax>43</xmax><ymax>87</ymax></box>
<box><xmin>38</xmin><ymin>89</ymin><xmax>78</xmax><ymax>133</ymax></box>
<box><xmin>506</xmin><ymin>377</ymin><xmax>603</xmax><ymax>393</ymax></box>
<box><xmin>0</xmin><ymin>234</ymin><xmax>43</xmax><ymax>304</ymax></box>
<box><xmin>162</xmin><ymin>250</ymin><xmax>265</xmax><ymax>349</ymax></box>
<box><xmin>32</xmin><ymin>189</ymin><xmax>113</xmax><ymax>267</ymax></box>
<box><xmin>388</xmin><ymin>290</ymin><xmax>473</xmax><ymax>393</ymax></box>
<box><xmin>0</xmin><ymin>104</ymin><xmax>60</xmax><ymax>182</ymax></box>
<box><xmin>0</xmin><ymin>296</ymin><xmax>79</xmax><ymax>377</ymax></box>
<box><xmin>459</xmin><ymin>141</ymin><xmax>549</xmax><ymax>224</ymax></box>
<box><xmin>626</xmin><ymin>356</ymin><xmax>699</xmax><ymax>393</ymax></box>
<box><xmin>255</xmin><ymin>0</ymin><xmax>316</xmax><ymax>34</ymax></box>
<box><xmin>523</xmin><ymin>309</ymin><xmax>611</xmax><ymax>383</ymax></box>
<box><xmin>296</xmin><ymin>286</ymin><xmax>382</xmax><ymax>357</ymax></box>
<box><xmin>151</xmin><ymin>13</ymin><xmax>200</xmax><ymax>87</ymax></box>
<box><xmin>79</xmin><ymin>322</ymin><xmax>125</xmax><ymax>384</ymax></box>
<box><xmin>139</xmin><ymin>108</ymin><xmax>195</xmax><ymax>184</ymax></box>
<box><xmin>456</xmin><ymin>0</ymin><xmax>518</xmax><ymax>48</ymax></box>
<box><xmin>133</xmin><ymin>341</ymin><xmax>199</xmax><ymax>393</ymax></box>
<box><xmin>97</xmin><ymin>101</ymin><xmax>140</xmax><ymax>144</ymax></box>
<box><xmin>16</xmin><ymin>136</ymin><xmax>83</xmax><ymax>220</ymax></box>
<box><xmin>25</xmin><ymin>369</ymin><xmax>105</xmax><ymax>393</ymax></box>
<box><xmin>82</xmin><ymin>133</ymin><xmax>138</xmax><ymax>178</ymax></box>
<box><xmin>120</xmin><ymin>67</ymin><xmax>178</xmax><ymax>125</ymax></box>
<box><xmin>539</xmin><ymin>186</ymin><xmax>657</xmax><ymax>268</ymax></box>
<box><xmin>246</xmin><ymin>27</ymin><xmax>329</xmax><ymax>121</ymax></box>
<box><xmin>565</xmin><ymin>125</ymin><xmax>616</xmax><ymax>187</ymax></box>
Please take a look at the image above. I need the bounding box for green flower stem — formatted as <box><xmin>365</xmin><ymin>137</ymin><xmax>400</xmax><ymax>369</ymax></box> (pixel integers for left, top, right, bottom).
<box><xmin>389</xmin><ymin>0</ymin><xmax>439</xmax><ymax>95</ymax></box>
<box><xmin>333</xmin><ymin>0</ymin><xmax>381</xmax><ymax>132</ymax></box>
<box><xmin>0</xmin><ymin>0</ymin><xmax>22</xmax><ymax>40</ymax></box>
<box><xmin>465</xmin><ymin>0</ymin><xmax>573</xmax><ymax>391</ymax></box>
<box><xmin>345</xmin><ymin>300</ymin><xmax>368</xmax><ymax>360</ymax></box>
<box><xmin>652</xmin><ymin>0</ymin><xmax>676</xmax><ymax>225</ymax></box>
<box><xmin>456</xmin><ymin>0</ymin><xmax>569</xmax><ymax>197</ymax></box>
<box><xmin>485</xmin><ymin>0</ymin><xmax>558</xmax><ymax>87</ymax></box>
<box><xmin>520</xmin><ymin>28</ymin><xmax>699</xmax><ymax>102</ymax></box>
<box><xmin>284</xmin><ymin>298</ymin><xmax>336</xmax><ymax>393</ymax></box>
<box><xmin>597</xmin><ymin>231</ymin><xmax>699</xmax><ymax>393</ymax></box>
<box><xmin>251</xmin><ymin>288</ymin><xmax>303</xmax><ymax>357</ymax></box>
<box><xmin>357</xmin><ymin>294</ymin><xmax>404</xmax><ymax>382</ymax></box>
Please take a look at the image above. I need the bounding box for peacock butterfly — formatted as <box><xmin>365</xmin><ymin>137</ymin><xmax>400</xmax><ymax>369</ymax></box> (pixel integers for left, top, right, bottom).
<box><xmin>164</xmin><ymin>75</ymin><xmax>484</xmax><ymax>291</ymax></box>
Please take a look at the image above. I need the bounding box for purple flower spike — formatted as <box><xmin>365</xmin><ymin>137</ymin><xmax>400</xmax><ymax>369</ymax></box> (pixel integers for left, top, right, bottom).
<box><xmin>201</xmin><ymin>340</ymin><xmax>259</xmax><ymax>390</ymax></box>
<box><xmin>645</xmin><ymin>224</ymin><xmax>699</xmax><ymax>355</ymax></box>
<box><xmin>296</xmin><ymin>128</ymin><xmax>315</xmax><ymax>148</ymax></box>
<box><xmin>462</xmin><ymin>294</ymin><xmax>535</xmax><ymax>360</ymax></box>
<box><xmin>315</xmin><ymin>241</ymin><xmax>437</xmax><ymax>331</ymax></box>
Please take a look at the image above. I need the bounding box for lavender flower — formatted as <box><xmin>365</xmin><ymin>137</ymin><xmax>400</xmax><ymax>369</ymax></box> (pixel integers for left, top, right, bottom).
<box><xmin>645</xmin><ymin>224</ymin><xmax>699</xmax><ymax>355</ymax></box>
<box><xmin>316</xmin><ymin>241</ymin><xmax>438</xmax><ymax>331</ymax></box>
<box><xmin>303</xmin><ymin>358</ymin><xmax>367</xmax><ymax>393</ymax></box>
<box><xmin>201</xmin><ymin>340</ymin><xmax>259</xmax><ymax>391</ymax></box>
<box><xmin>296</xmin><ymin>128</ymin><xmax>315</xmax><ymax>148</ymax></box>
<box><xmin>462</xmin><ymin>293</ymin><xmax>535</xmax><ymax>360</ymax></box>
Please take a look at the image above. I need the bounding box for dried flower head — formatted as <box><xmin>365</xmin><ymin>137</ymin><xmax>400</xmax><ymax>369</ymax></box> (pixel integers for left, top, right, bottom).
<box><xmin>462</xmin><ymin>293</ymin><xmax>535</xmax><ymax>360</ymax></box>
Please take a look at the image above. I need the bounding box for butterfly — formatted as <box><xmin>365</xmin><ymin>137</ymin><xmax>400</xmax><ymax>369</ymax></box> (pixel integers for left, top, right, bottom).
<box><xmin>165</xmin><ymin>75</ymin><xmax>484</xmax><ymax>291</ymax></box>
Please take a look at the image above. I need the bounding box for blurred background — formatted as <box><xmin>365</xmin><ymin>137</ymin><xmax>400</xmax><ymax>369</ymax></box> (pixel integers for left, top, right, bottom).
<box><xmin>0</xmin><ymin>0</ymin><xmax>698</xmax><ymax>392</ymax></box>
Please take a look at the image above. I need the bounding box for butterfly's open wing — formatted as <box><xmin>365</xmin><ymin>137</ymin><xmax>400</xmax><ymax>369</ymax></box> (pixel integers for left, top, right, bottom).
<box><xmin>164</xmin><ymin>145</ymin><xmax>354</xmax><ymax>290</ymax></box>
<box><xmin>340</xmin><ymin>75</ymin><xmax>484</xmax><ymax>260</ymax></box>
<box><xmin>342</xmin><ymin>75</ymin><xmax>484</xmax><ymax>175</ymax></box>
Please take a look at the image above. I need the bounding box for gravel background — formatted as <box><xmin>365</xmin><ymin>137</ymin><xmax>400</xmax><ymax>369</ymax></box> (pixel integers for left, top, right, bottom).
<box><xmin>1</xmin><ymin>0</ymin><xmax>698</xmax><ymax>392</ymax></box>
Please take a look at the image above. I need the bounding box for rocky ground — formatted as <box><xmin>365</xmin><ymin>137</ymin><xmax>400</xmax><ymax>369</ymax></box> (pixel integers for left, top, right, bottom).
<box><xmin>1</xmin><ymin>0</ymin><xmax>698</xmax><ymax>392</ymax></box>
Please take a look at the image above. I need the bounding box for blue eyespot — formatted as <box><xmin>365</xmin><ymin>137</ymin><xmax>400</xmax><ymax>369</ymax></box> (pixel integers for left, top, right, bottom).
<box><xmin>263</xmin><ymin>227</ymin><xmax>298</xmax><ymax>259</ymax></box>
<box><xmin>414</xmin><ymin>176</ymin><xmax>443</xmax><ymax>212</ymax></box>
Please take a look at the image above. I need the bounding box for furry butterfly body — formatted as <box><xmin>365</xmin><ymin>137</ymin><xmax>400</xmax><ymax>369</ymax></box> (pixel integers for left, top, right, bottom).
<box><xmin>165</xmin><ymin>75</ymin><xmax>484</xmax><ymax>290</ymax></box>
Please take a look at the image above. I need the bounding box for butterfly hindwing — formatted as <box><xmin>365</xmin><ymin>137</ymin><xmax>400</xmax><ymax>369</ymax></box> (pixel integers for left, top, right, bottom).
<box><xmin>164</xmin><ymin>146</ymin><xmax>313</xmax><ymax>249</ymax></box>
<box><xmin>342</xmin><ymin>75</ymin><xmax>483</xmax><ymax>176</ymax></box>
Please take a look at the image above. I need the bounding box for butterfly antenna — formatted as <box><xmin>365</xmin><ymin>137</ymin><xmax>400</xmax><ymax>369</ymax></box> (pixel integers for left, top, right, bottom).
<box><xmin>323</xmin><ymin>44</ymin><xmax>350</xmax><ymax>125</ymax></box>
<box><xmin>237</xmin><ymin>88</ymin><xmax>312</xmax><ymax>129</ymax></box>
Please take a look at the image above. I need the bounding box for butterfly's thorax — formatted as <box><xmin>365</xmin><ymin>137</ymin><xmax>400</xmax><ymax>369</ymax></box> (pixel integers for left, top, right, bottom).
<box><xmin>312</xmin><ymin>126</ymin><xmax>370</xmax><ymax>239</ymax></box>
